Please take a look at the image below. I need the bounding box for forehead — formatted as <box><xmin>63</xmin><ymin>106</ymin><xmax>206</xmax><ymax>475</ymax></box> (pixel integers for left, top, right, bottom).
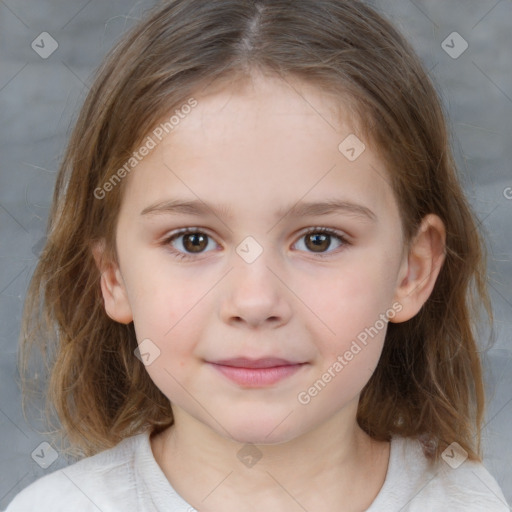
<box><xmin>119</xmin><ymin>73</ymin><xmax>397</xmax><ymax>224</ymax></box>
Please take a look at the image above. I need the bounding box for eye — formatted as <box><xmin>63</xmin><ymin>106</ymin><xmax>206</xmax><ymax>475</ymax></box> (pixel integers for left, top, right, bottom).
<box><xmin>162</xmin><ymin>228</ymin><xmax>218</xmax><ymax>260</ymax></box>
<box><xmin>293</xmin><ymin>227</ymin><xmax>349</xmax><ymax>257</ymax></box>
<box><xmin>162</xmin><ymin>227</ymin><xmax>350</xmax><ymax>261</ymax></box>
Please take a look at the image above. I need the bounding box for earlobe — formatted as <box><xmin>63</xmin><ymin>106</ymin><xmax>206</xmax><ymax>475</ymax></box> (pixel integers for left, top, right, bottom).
<box><xmin>92</xmin><ymin>240</ymin><xmax>133</xmax><ymax>325</ymax></box>
<box><xmin>390</xmin><ymin>214</ymin><xmax>446</xmax><ymax>323</ymax></box>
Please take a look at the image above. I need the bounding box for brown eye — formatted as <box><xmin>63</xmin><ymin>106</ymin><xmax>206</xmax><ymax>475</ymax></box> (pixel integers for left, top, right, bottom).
<box><xmin>294</xmin><ymin>228</ymin><xmax>348</xmax><ymax>256</ymax></box>
<box><xmin>164</xmin><ymin>229</ymin><xmax>217</xmax><ymax>259</ymax></box>
<box><xmin>182</xmin><ymin>232</ymin><xmax>208</xmax><ymax>253</ymax></box>
<box><xmin>304</xmin><ymin>232</ymin><xmax>331</xmax><ymax>252</ymax></box>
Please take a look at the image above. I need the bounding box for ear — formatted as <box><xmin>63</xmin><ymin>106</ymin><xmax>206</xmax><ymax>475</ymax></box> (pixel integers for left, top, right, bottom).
<box><xmin>92</xmin><ymin>239</ymin><xmax>133</xmax><ymax>324</ymax></box>
<box><xmin>390</xmin><ymin>214</ymin><xmax>446</xmax><ymax>323</ymax></box>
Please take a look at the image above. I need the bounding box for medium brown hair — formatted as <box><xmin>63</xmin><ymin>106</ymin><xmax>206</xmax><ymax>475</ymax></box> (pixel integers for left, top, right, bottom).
<box><xmin>18</xmin><ymin>0</ymin><xmax>493</xmax><ymax>463</ymax></box>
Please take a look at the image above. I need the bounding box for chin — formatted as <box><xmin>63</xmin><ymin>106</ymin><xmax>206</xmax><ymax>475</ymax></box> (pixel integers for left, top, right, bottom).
<box><xmin>227</xmin><ymin>430</ymin><xmax>295</xmax><ymax>446</ymax></box>
<box><xmin>217</xmin><ymin>414</ymin><xmax>304</xmax><ymax>446</ymax></box>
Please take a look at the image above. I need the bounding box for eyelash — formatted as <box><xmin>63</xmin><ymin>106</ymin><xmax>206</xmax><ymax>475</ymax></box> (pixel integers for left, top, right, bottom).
<box><xmin>161</xmin><ymin>227</ymin><xmax>350</xmax><ymax>261</ymax></box>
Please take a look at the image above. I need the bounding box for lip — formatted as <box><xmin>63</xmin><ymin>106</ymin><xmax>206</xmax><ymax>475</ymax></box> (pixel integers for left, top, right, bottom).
<box><xmin>207</xmin><ymin>358</ymin><xmax>308</xmax><ymax>387</ymax></box>
<box><xmin>210</xmin><ymin>357</ymin><xmax>303</xmax><ymax>368</ymax></box>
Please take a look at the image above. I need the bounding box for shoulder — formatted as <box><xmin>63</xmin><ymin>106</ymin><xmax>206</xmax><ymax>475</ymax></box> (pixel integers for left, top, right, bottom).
<box><xmin>427</xmin><ymin>455</ymin><xmax>510</xmax><ymax>511</ymax></box>
<box><xmin>370</xmin><ymin>435</ymin><xmax>510</xmax><ymax>511</ymax></box>
<box><xmin>4</xmin><ymin>432</ymin><xmax>146</xmax><ymax>512</ymax></box>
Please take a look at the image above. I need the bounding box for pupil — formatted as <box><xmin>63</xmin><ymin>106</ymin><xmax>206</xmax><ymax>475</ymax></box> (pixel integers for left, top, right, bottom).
<box><xmin>185</xmin><ymin>233</ymin><xmax>206</xmax><ymax>252</ymax></box>
<box><xmin>308</xmin><ymin>233</ymin><xmax>329</xmax><ymax>252</ymax></box>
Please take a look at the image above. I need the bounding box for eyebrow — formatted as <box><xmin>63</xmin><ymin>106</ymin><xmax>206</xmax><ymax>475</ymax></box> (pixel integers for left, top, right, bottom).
<box><xmin>140</xmin><ymin>198</ymin><xmax>377</xmax><ymax>222</ymax></box>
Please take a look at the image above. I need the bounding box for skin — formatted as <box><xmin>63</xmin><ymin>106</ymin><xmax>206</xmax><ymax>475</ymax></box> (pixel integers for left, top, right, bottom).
<box><xmin>93</xmin><ymin>72</ymin><xmax>446</xmax><ymax>511</ymax></box>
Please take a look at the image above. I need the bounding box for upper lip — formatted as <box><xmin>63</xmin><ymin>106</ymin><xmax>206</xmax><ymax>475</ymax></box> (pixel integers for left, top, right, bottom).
<box><xmin>209</xmin><ymin>357</ymin><xmax>305</xmax><ymax>369</ymax></box>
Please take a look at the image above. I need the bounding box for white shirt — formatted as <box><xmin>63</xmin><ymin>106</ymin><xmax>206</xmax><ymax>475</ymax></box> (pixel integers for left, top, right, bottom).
<box><xmin>5</xmin><ymin>429</ymin><xmax>509</xmax><ymax>511</ymax></box>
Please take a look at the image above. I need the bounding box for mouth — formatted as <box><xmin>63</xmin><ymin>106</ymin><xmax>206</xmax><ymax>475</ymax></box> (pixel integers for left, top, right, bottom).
<box><xmin>206</xmin><ymin>357</ymin><xmax>308</xmax><ymax>387</ymax></box>
<box><xmin>210</xmin><ymin>357</ymin><xmax>304</xmax><ymax>368</ymax></box>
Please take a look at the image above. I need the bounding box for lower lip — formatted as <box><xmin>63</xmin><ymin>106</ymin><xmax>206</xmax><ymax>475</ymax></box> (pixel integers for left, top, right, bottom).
<box><xmin>208</xmin><ymin>363</ymin><xmax>306</xmax><ymax>387</ymax></box>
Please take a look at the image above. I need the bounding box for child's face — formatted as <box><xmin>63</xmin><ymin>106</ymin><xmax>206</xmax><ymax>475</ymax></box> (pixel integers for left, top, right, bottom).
<box><xmin>105</xmin><ymin>74</ymin><xmax>410</xmax><ymax>444</ymax></box>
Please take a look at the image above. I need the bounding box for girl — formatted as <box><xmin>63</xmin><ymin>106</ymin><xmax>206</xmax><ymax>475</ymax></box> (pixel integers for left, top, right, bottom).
<box><xmin>7</xmin><ymin>0</ymin><xmax>509</xmax><ymax>510</ymax></box>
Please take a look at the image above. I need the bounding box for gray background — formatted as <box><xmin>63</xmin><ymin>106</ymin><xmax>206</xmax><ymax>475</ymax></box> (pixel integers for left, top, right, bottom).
<box><xmin>1</xmin><ymin>0</ymin><xmax>511</xmax><ymax>509</ymax></box>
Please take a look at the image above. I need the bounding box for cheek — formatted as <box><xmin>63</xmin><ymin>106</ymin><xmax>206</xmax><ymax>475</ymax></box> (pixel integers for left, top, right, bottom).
<box><xmin>125</xmin><ymin>264</ymin><xmax>208</xmax><ymax>370</ymax></box>
<box><xmin>129</xmin><ymin>276</ymin><xmax>208</xmax><ymax>403</ymax></box>
<box><xmin>294</xmin><ymin>252</ymin><xmax>395</xmax><ymax>371</ymax></box>
<box><xmin>122</xmin><ymin>244</ymin><xmax>205</xmax><ymax>331</ymax></box>
<box><xmin>300</xmin><ymin>257</ymin><xmax>394</xmax><ymax>331</ymax></box>
<box><xmin>298</xmin><ymin>276</ymin><xmax>388</xmax><ymax>410</ymax></box>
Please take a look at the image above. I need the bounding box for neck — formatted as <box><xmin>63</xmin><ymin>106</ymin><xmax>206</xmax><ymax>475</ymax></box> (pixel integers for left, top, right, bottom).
<box><xmin>150</xmin><ymin>399</ymin><xmax>390</xmax><ymax>511</ymax></box>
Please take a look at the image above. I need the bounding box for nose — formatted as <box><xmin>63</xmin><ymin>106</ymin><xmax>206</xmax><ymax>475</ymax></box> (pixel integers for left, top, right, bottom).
<box><xmin>219</xmin><ymin>253</ymin><xmax>293</xmax><ymax>329</ymax></box>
